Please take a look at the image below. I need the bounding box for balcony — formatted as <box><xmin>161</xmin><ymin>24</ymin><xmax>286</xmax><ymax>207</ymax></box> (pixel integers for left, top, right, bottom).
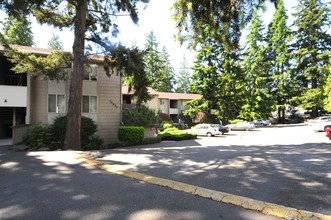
<box><xmin>0</xmin><ymin>85</ymin><xmax>27</xmax><ymax>107</ymax></box>
<box><xmin>169</xmin><ymin>108</ymin><xmax>179</xmax><ymax>115</ymax></box>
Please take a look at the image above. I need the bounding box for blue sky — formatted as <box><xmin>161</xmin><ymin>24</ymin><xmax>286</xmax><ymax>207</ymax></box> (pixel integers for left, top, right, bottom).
<box><xmin>0</xmin><ymin>0</ymin><xmax>299</xmax><ymax>74</ymax></box>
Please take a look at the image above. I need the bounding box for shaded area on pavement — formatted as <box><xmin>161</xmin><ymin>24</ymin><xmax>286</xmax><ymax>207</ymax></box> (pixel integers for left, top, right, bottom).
<box><xmin>85</xmin><ymin>134</ymin><xmax>331</xmax><ymax>216</ymax></box>
<box><xmin>0</xmin><ymin>145</ymin><xmax>280</xmax><ymax>220</ymax></box>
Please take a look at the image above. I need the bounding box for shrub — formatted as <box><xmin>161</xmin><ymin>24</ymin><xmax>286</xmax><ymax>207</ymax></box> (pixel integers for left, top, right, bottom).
<box><xmin>50</xmin><ymin>115</ymin><xmax>99</xmax><ymax>148</ymax></box>
<box><xmin>23</xmin><ymin>116</ymin><xmax>103</xmax><ymax>150</ymax></box>
<box><xmin>229</xmin><ymin>119</ymin><xmax>246</xmax><ymax>124</ymax></box>
<box><xmin>159</xmin><ymin>121</ymin><xmax>174</xmax><ymax>132</ymax></box>
<box><xmin>118</xmin><ymin>126</ymin><xmax>145</xmax><ymax>144</ymax></box>
<box><xmin>159</xmin><ymin>127</ymin><xmax>197</xmax><ymax>141</ymax></box>
<box><xmin>122</xmin><ymin>105</ymin><xmax>160</xmax><ymax>126</ymax></box>
<box><xmin>23</xmin><ymin>123</ymin><xmax>51</xmax><ymax>150</ymax></box>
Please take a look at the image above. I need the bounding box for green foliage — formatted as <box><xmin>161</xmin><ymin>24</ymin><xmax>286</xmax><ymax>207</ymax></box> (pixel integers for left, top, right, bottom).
<box><xmin>118</xmin><ymin>126</ymin><xmax>145</xmax><ymax>144</ymax></box>
<box><xmin>159</xmin><ymin>127</ymin><xmax>197</xmax><ymax>141</ymax></box>
<box><xmin>229</xmin><ymin>119</ymin><xmax>246</xmax><ymax>124</ymax></box>
<box><xmin>240</xmin><ymin>8</ymin><xmax>275</xmax><ymax>121</ymax></box>
<box><xmin>123</xmin><ymin>105</ymin><xmax>160</xmax><ymax>127</ymax></box>
<box><xmin>144</xmin><ymin>31</ymin><xmax>174</xmax><ymax>92</ymax></box>
<box><xmin>4</xmin><ymin>47</ymin><xmax>71</xmax><ymax>80</ymax></box>
<box><xmin>189</xmin><ymin>35</ymin><xmax>244</xmax><ymax>123</ymax></box>
<box><xmin>22</xmin><ymin>123</ymin><xmax>52</xmax><ymax>150</ymax></box>
<box><xmin>48</xmin><ymin>33</ymin><xmax>64</xmax><ymax>50</ymax></box>
<box><xmin>176</xmin><ymin>54</ymin><xmax>191</xmax><ymax>93</ymax></box>
<box><xmin>0</xmin><ymin>15</ymin><xmax>34</xmax><ymax>46</ymax></box>
<box><xmin>106</xmin><ymin>44</ymin><xmax>151</xmax><ymax>106</ymax></box>
<box><xmin>23</xmin><ymin>116</ymin><xmax>103</xmax><ymax>151</ymax></box>
<box><xmin>323</xmin><ymin>64</ymin><xmax>331</xmax><ymax>112</ymax></box>
<box><xmin>172</xmin><ymin>0</ymin><xmax>276</xmax><ymax>48</ymax></box>
<box><xmin>263</xmin><ymin>0</ymin><xmax>293</xmax><ymax>121</ymax></box>
<box><xmin>159</xmin><ymin>121</ymin><xmax>174</xmax><ymax>132</ymax></box>
<box><xmin>296</xmin><ymin>88</ymin><xmax>325</xmax><ymax>110</ymax></box>
<box><xmin>292</xmin><ymin>0</ymin><xmax>331</xmax><ymax>90</ymax></box>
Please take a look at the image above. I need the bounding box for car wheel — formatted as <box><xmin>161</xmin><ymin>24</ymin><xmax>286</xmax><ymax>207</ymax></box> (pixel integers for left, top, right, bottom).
<box><xmin>207</xmin><ymin>132</ymin><xmax>212</xmax><ymax>137</ymax></box>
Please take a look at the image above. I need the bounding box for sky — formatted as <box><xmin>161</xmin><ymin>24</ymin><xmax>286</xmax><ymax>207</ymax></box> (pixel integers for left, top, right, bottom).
<box><xmin>0</xmin><ymin>0</ymin><xmax>300</xmax><ymax>74</ymax></box>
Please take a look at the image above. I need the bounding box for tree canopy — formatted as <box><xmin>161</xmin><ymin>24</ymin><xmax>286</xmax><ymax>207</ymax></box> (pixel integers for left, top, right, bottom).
<box><xmin>0</xmin><ymin>15</ymin><xmax>34</xmax><ymax>46</ymax></box>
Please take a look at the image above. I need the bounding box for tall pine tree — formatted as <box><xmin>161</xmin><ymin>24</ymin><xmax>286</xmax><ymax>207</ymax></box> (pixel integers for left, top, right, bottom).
<box><xmin>176</xmin><ymin>54</ymin><xmax>191</xmax><ymax>93</ymax></box>
<box><xmin>144</xmin><ymin>31</ymin><xmax>174</xmax><ymax>92</ymax></box>
<box><xmin>0</xmin><ymin>15</ymin><xmax>34</xmax><ymax>46</ymax></box>
<box><xmin>240</xmin><ymin>8</ymin><xmax>274</xmax><ymax>121</ymax></box>
<box><xmin>265</xmin><ymin>0</ymin><xmax>292</xmax><ymax>122</ymax></box>
<box><xmin>292</xmin><ymin>0</ymin><xmax>331</xmax><ymax>116</ymax></box>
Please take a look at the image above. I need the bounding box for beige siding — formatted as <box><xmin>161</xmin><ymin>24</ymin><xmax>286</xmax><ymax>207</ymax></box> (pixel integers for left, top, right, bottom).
<box><xmin>159</xmin><ymin>98</ymin><xmax>169</xmax><ymax>114</ymax></box>
<box><xmin>146</xmin><ymin>95</ymin><xmax>159</xmax><ymax>112</ymax></box>
<box><xmin>97</xmin><ymin>67</ymin><xmax>121</xmax><ymax>144</ymax></box>
<box><xmin>47</xmin><ymin>79</ymin><xmax>68</xmax><ymax>124</ymax></box>
<box><xmin>29</xmin><ymin>77</ymin><xmax>48</xmax><ymax>123</ymax></box>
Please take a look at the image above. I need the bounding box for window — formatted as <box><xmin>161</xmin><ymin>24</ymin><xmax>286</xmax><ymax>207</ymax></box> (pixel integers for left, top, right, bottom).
<box><xmin>84</xmin><ymin>64</ymin><xmax>98</xmax><ymax>81</ymax></box>
<box><xmin>82</xmin><ymin>96</ymin><xmax>97</xmax><ymax>113</ymax></box>
<box><xmin>48</xmin><ymin>94</ymin><xmax>65</xmax><ymax>113</ymax></box>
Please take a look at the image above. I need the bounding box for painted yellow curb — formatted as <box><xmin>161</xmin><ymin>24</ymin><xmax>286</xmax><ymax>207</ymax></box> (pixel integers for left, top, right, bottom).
<box><xmin>74</xmin><ymin>153</ymin><xmax>331</xmax><ymax>220</ymax></box>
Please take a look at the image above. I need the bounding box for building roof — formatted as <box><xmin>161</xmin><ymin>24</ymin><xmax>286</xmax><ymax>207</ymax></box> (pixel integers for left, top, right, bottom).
<box><xmin>122</xmin><ymin>86</ymin><xmax>158</xmax><ymax>95</ymax></box>
<box><xmin>156</xmin><ymin>92</ymin><xmax>201</xmax><ymax>100</ymax></box>
<box><xmin>0</xmin><ymin>45</ymin><xmax>105</xmax><ymax>62</ymax></box>
<box><xmin>122</xmin><ymin>86</ymin><xmax>202</xmax><ymax>100</ymax></box>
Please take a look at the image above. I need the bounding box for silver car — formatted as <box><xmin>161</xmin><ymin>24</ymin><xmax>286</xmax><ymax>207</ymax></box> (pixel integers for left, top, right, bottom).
<box><xmin>227</xmin><ymin>122</ymin><xmax>255</xmax><ymax>131</ymax></box>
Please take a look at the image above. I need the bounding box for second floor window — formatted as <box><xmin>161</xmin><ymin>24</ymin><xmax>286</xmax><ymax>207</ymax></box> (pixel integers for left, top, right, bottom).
<box><xmin>84</xmin><ymin>64</ymin><xmax>98</xmax><ymax>81</ymax></box>
<box><xmin>82</xmin><ymin>96</ymin><xmax>97</xmax><ymax>113</ymax></box>
<box><xmin>48</xmin><ymin>94</ymin><xmax>65</xmax><ymax>113</ymax></box>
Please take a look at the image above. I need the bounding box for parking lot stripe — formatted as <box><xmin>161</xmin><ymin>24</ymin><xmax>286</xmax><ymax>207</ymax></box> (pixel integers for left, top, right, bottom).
<box><xmin>74</xmin><ymin>152</ymin><xmax>331</xmax><ymax>220</ymax></box>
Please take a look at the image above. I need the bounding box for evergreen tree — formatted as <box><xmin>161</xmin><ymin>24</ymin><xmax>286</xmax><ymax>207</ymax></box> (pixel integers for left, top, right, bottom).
<box><xmin>0</xmin><ymin>15</ymin><xmax>34</xmax><ymax>46</ymax></box>
<box><xmin>240</xmin><ymin>8</ymin><xmax>274</xmax><ymax>121</ymax></box>
<box><xmin>176</xmin><ymin>54</ymin><xmax>191</xmax><ymax>93</ymax></box>
<box><xmin>144</xmin><ymin>31</ymin><xmax>174</xmax><ymax>92</ymax></box>
<box><xmin>159</xmin><ymin>46</ymin><xmax>175</xmax><ymax>92</ymax></box>
<box><xmin>188</xmin><ymin>36</ymin><xmax>244</xmax><ymax>123</ymax></box>
<box><xmin>292</xmin><ymin>0</ymin><xmax>331</xmax><ymax>116</ymax></box>
<box><xmin>265</xmin><ymin>0</ymin><xmax>292</xmax><ymax>122</ymax></box>
<box><xmin>323</xmin><ymin>61</ymin><xmax>331</xmax><ymax>112</ymax></box>
<box><xmin>172</xmin><ymin>0</ymin><xmax>277</xmax><ymax>49</ymax></box>
<box><xmin>48</xmin><ymin>33</ymin><xmax>64</xmax><ymax>50</ymax></box>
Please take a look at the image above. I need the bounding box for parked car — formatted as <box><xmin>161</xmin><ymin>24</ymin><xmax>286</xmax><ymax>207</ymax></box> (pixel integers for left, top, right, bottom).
<box><xmin>251</xmin><ymin>119</ymin><xmax>271</xmax><ymax>126</ymax></box>
<box><xmin>307</xmin><ymin>115</ymin><xmax>331</xmax><ymax>126</ymax></box>
<box><xmin>326</xmin><ymin>127</ymin><xmax>331</xmax><ymax>140</ymax></box>
<box><xmin>186</xmin><ymin>124</ymin><xmax>220</xmax><ymax>137</ymax></box>
<box><xmin>312</xmin><ymin>119</ymin><xmax>331</xmax><ymax>132</ymax></box>
<box><xmin>227</xmin><ymin>122</ymin><xmax>255</xmax><ymax>131</ymax></box>
<box><xmin>212</xmin><ymin>124</ymin><xmax>229</xmax><ymax>135</ymax></box>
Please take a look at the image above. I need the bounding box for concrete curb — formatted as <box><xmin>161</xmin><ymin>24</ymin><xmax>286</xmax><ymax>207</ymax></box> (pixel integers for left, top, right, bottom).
<box><xmin>74</xmin><ymin>153</ymin><xmax>331</xmax><ymax>220</ymax></box>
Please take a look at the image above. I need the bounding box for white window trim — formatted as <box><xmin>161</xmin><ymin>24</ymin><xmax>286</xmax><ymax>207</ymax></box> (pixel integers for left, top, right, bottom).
<box><xmin>82</xmin><ymin>95</ymin><xmax>98</xmax><ymax>113</ymax></box>
<box><xmin>84</xmin><ymin>64</ymin><xmax>98</xmax><ymax>81</ymax></box>
<box><xmin>48</xmin><ymin>94</ymin><xmax>65</xmax><ymax>113</ymax></box>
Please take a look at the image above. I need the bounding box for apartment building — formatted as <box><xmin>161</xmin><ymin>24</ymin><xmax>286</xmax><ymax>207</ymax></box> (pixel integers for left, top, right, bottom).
<box><xmin>0</xmin><ymin>45</ymin><xmax>121</xmax><ymax>144</ymax></box>
<box><xmin>122</xmin><ymin>86</ymin><xmax>201</xmax><ymax>122</ymax></box>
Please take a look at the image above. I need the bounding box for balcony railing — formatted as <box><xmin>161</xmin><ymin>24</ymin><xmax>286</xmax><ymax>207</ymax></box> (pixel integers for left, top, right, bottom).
<box><xmin>3</xmin><ymin>75</ymin><xmax>24</xmax><ymax>86</ymax></box>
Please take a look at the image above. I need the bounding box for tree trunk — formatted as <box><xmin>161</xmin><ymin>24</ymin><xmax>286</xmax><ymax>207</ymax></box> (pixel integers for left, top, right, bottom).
<box><xmin>64</xmin><ymin>0</ymin><xmax>87</xmax><ymax>150</ymax></box>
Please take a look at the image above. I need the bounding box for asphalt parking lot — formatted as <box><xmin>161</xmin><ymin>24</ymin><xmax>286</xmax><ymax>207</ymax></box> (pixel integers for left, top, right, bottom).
<box><xmin>1</xmin><ymin>124</ymin><xmax>330</xmax><ymax>219</ymax></box>
<box><xmin>84</xmin><ymin>124</ymin><xmax>331</xmax><ymax>216</ymax></box>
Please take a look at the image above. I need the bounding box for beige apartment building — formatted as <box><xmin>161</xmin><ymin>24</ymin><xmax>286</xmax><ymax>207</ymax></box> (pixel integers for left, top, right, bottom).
<box><xmin>122</xmin><ymin>86</ymin><xmax>201</xmax><ymax>122</ymax></box>
<box><xmin>0</xmin><ymin>45</ymin><xmax>121</xmax><ymax>144</ymax></box>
